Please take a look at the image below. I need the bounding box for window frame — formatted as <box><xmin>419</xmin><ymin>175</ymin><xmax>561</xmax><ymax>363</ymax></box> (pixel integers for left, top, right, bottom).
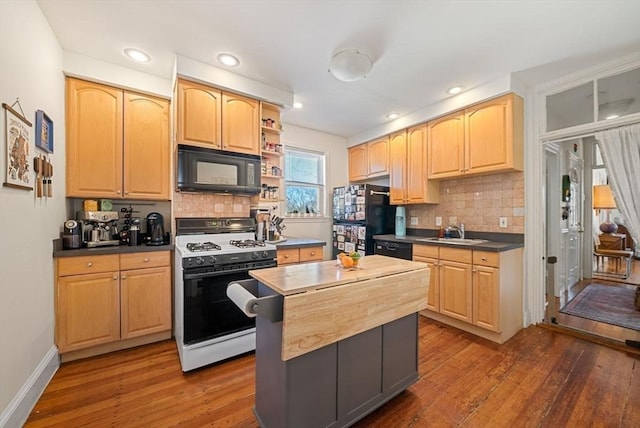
<box><xmin>283</xmin><ymin>145</ymin><xmax>326</xmax><ymax>217</ymax></box>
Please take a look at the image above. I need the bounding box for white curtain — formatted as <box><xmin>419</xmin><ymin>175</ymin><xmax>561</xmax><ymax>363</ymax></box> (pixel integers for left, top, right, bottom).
<box><xmin>595</xmin><ymin>123</ymin><xmax>640</xmax><ymax>249</ymax></box>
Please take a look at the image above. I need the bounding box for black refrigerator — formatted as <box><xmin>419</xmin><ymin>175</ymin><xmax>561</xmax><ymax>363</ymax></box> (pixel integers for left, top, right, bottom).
<box><xmin>332</xmin><ymin>184</ymin><xmax>395</xmax><ymax>258</ymax></box>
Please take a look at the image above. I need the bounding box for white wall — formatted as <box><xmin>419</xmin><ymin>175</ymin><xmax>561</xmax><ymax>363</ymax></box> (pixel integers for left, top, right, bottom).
<box><xmin>0</xmin><ymin>1</ymin><xmax>66</xmax><ymax>426</ymax></box>
<box><xmin>280</xmin><ymin>124</ymin><xmax>348</xmax><ymax>260</ymax></box>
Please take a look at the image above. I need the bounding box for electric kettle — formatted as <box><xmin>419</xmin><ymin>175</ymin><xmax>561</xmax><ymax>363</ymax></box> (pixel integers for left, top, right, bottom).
<box><xmin>146</xmin><ymin>212</ymin><xmax>165</xmax><ymax>246</ymax></box>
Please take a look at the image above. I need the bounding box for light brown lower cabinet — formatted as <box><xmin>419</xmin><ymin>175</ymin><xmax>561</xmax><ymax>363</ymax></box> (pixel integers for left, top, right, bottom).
<box><xmin>56</xmin><ymin>251</ymin><xmax>172</xmax><ymax>360</ymax></box>
<box><xmin>413</xmin><ymin>244</ymin><xmax>522</xmax><ymax>344</ymax></box>
<box><xmin>277</xmin><ymin>246</ymin><xmax>324</xmax><ymax>265</ymax></box>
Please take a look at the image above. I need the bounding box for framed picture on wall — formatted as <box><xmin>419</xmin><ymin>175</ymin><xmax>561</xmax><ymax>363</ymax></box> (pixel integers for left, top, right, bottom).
<box><xmin>3</xmin><ymin>102</ymin><xmax>33</xmax><ymax>191</ymax></box>
<box><xmin>35</xmin><ymin>109</ymin><xmax>53</xmax><ymax>153</ymax></box>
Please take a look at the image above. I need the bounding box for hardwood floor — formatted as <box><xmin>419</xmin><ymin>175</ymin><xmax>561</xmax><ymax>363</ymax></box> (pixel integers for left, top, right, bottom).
<box><xmin>551</xmin><ymin>258</ymin><xmax>640</xmax><ymax>345</ymax></box>
<box><xmin>26</xmin><ymin>317</ymin><xmax>640</xmax><ymax>427</ymax></box>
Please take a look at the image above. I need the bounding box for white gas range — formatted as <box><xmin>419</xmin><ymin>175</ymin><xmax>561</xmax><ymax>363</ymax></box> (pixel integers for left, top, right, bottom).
<box><xmin>174</xmin><ymin>217</ymin><xmax>277</xmax><ymax>372</ymax></box>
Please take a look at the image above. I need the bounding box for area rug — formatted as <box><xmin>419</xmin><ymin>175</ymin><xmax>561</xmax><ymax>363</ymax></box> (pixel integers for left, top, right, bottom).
<box><xmin>560</xmin><ymin>284</ymin><xmax>640</xmax><ymax>331</ymax></box>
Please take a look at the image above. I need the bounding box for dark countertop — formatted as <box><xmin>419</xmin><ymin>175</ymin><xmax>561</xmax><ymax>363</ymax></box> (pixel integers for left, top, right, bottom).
<box><xmin>275</xmin><ymin>237</ymin><xmax>327</xmax><ymax>249</ymax></box>
<box><xmin>373</xmin><ymin>234</ymin><xmax>523</xmax><ymax>252</ymax></box>
<box><xmin>53</xmin><ymin>241</ymin><xmax>174</xmax><ymax>258</ymax></box>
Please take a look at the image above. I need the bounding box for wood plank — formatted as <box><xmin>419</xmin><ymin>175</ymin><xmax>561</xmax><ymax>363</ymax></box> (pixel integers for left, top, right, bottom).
<box><xmin>25</xmin><ymin>318</ymin><xmax>640</xmax><ymax>428</ymax></box>
<box><xmin>281</xmin><ymin>267</ymin><xmax>430</xmax><ymax>360</ymax></box>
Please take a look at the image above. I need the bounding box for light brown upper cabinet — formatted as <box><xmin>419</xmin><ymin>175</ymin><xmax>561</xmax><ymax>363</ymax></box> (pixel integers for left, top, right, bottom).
<box><xmin>66</xmin><ymin>78</ymin><xmax>170</xmax><ymax>200</ymax></box>
<box><xmin>428</xmin><ymin>93</ymin><xmax>523</xmax><ymax>179</ymax></box>
<box><xmin>175</xmin><ymin>79</ymin><xmax>222</xmax><ymax>149</ymax></box>
<box><xmin>348</xmin><ymin>144</ymin><xmax>368</xmax><ymax>182</ymax></box>
<box><xmin>389</xmin><ymin>126</ymin><xmax>439</xmax><ymax>205</ymax></box>
<box><xmin>222</xmin><ymin>92</ymin><xmax>260</xmax><ymax>155</ymax></box>
<box><xmin>175</xmin><ymin>79</ymin><xmax>260</xmax><ymax>156</ymax></box>
<box><xmin>348</xmin><ymin>136</ymin><xmax>389</xmax><ymax>182</ymax></box>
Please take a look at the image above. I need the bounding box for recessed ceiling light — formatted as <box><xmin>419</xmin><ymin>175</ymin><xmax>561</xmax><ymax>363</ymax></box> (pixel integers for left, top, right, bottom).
<box><xmin>386</xmin><ymin>113</ymin><xmax>399</xmax><ymax>120</ymax></box>
<box><xmin>217</xmin><ymin>53</ymin><xmax>239</xmax><ymax>67</ymax></box>
<box><xmin>605</xmin><ymin>114</ymin><xmax>619</xmax><ymax>120</ymax></box>
<box><xmin>447</xmin><ymin>86</ymin><xmax>462</xmax><ymax>95</ymax></box>
<box><xmin>293</xmin><ymin>102</ymin><xmax>304</xmax><ymax>109</ymax></box>
<box><xmin>124</xmin><ymin>48</ymin><xmax>150</xmax><ymax>63</ymax></box>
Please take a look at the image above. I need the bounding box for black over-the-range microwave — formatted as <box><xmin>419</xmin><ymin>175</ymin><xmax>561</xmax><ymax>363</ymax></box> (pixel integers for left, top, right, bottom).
<box><xmin>177</xmin><ymin>145</ymin><xmax>261</xmax><ymax>195</ymax></box>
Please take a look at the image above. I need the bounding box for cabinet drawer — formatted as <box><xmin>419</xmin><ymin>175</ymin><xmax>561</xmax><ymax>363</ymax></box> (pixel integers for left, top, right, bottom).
<box><xmin>58</xmin><ymin>255</ymin><xmax>120</xmax><ymax>277</ymax></box>
<box><xmin>278</xmin><ymin>248</ymin><xmax>300</xmax><ymax>265</ymax></box>
<box><xmin>413</xmin><ymin>244</ymin><xmax>439</xmax><ymax>258</ymax></box>
<box><xmin>439</xmin><ymin>247</ymin><xmax>472</xmax><ymax>264</ymax></box>
<box><xmin>299</xmin><ymin>246</ymin><xmax>323</xmax><ymax>263</ymax></box>
<box><xmin>473</xmin><ymin>251</ymin><xmax>499</xmax><ymax>268</ymax></box>
<box><xmin>120</xmin><ymin>251</ymin><xmax>171</xmax><ymax>270</ymax></box>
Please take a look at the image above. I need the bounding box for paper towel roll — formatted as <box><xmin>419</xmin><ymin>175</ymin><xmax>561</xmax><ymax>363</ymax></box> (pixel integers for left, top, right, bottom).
<box><xmin>227</xmin><ymin>282</ymin><xmax>258</xmax><ymax>318</ymax></box>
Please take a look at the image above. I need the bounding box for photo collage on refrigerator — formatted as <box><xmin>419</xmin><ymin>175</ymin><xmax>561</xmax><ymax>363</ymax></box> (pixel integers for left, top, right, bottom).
<box><xmin>332</xmin><ymin>223</ymin><xmax>366</xmax><ymax>255</ymax></box>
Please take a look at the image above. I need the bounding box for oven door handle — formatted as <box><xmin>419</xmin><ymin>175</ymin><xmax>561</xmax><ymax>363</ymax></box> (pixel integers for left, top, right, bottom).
<box><xmin>227</xmin><ymin>279</ymin><xmax>283</xmax><ymax>322</ymax></box>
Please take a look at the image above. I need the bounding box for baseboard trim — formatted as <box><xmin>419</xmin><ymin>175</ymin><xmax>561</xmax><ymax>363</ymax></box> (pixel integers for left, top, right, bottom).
<box><xmin>0</xmin><ymin>345</ymin><xmax>59</xmax><ymax>428</ymax></box>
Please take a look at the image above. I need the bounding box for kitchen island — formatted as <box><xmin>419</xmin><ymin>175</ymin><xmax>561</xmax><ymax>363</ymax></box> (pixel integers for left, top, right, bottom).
<box><xmin>238</xmin><ymin>255</ymin><xmax>430</xmax><ymax>428</ymax></box>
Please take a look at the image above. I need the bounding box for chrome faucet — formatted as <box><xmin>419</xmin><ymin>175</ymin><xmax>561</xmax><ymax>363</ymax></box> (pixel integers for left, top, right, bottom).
<box><xmin>446</xmin><ymin>223</ymin><xmax>465</xmax><ymax>239</ymax></box>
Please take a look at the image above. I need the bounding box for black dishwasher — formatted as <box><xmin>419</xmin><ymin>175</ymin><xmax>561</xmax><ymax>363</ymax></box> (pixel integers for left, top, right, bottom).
<box><xmin>374</xmin><ymin>239</ymin><xmax>412</xmax><ymax>260</ymax></box>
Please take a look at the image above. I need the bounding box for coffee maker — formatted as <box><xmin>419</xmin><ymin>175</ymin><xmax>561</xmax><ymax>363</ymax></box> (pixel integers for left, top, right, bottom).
<box><xmin>62</xmin><ymin>220</ymin><xmax>82</xmax><ymax>249</ymax></box>
<box><xmin>77</xmin><ymin>211</ymin><xmax>120</xmax><ymax>248</ymax></box>
<box><xmin>146</xmin><ymin>212</ymin><xmax>166</xmax><ymax>246</ymax></box>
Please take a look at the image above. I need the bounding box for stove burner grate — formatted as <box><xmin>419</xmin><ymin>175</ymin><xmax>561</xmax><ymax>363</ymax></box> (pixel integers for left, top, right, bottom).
<box><xmin>229</xmin><ymin>239</ymin><xmax>266</xmax><ymax>248</ymax></box>
<box><xmin>186</xmin><ymin>242</ymin><xmax>222</xmax><ymax>252</ymax></box>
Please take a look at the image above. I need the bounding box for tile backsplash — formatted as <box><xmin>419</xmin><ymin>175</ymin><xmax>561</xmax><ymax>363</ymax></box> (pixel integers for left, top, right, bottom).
<box><xmin>172</xmin><ymin>192</ymin><xmax>251</xmax><ymax>218</ymax></box>
<box><xmin>407</xmin><ymin>171</ymin><xmax>524</xmax><ymax>234</ymax></box>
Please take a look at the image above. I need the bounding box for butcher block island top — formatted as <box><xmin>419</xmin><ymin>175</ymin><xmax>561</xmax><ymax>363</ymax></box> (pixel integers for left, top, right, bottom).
<box><xmin>250</xmin><ymin>255</ymin><xmax>430</xmax><ymax>361</ymax></box>
<box><xmin>250</xmin><ymin>254</ymin><xmax>427</xmax><ymax>296</ymax></box>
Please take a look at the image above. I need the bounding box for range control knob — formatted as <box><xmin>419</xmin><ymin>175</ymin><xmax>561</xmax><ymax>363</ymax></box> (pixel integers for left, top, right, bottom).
<box><xmin>251</xmin><ymin>252</ymin><xmax>259</xmax><ymax>259</ymax></box>
<box><xmin>261</xmin><ymin>251</ymin><xmax>269</xmax><ymax>259</ymax></box>
<box><xmin>208</xmin><ymin>256</ymin><xmax>217</xmax><ymax>264</ymax></box>
<box><xmin>195</xmin><ymin>257</ymin><xmax>204</xmax><ymax>265</ymax></box>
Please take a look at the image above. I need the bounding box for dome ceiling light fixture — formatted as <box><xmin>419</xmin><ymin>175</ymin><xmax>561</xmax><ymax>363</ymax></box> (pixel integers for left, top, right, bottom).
<box><xmin>328</xmin><ymin>49</ymin><xmax>373</xmax><ymax>82</ymax></box>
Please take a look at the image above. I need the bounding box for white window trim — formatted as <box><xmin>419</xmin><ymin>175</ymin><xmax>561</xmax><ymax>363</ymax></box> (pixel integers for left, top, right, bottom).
<box><xmin>284</xmin><ymin>145</ymin><xmax>327</xmax><ymax>218</ymax></box>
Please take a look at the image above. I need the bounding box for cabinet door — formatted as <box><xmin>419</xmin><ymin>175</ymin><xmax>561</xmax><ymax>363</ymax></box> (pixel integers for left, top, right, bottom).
<box><xmin>57</xmin><ymin>271</ymin><xmax>120</xmax><ymax>352</ymax></box>
<box><xmin>176</xmin><ymin>79</ymin><xmax>222</xmax><ymax>148</ymax></box>
<box><xmin>367</xmin><ymin>137</ymin><xmax>389</xmax><ymax>178</ymax></box>
<box><xmin>278</xmin><ymin>248</ymin><xmax>300</xmax><ymax>265</ymax></box>
<box><xmin>120</xmin><ymin>266</ymin><xmax>171</xmax><ymax>339</ymax></box>
<box><xmin>427</xmin><ymin>111</ymin><xmax>464</xmax><ymax>179</ymax></box>
<box><xmin>472</xmin><ymin>265</ymin><xmax>500</xmax><ymax>332</ymax></box>
<box><xmin>348</xmin><ymin>144</ymin><xmax>368</xmax><ymax>182</ymax></box>
<box><xmin>412</xmin><ymin>256</ymin><xmax>439</xmax><ymax>312</ymax></box>
<box><xmin>465</xmin><ymin>94</ymin><xmax>520</xmax><ymax>174</ymax></box>
<box><xmin>123</xmin><ymin>93</ymin><xmax>170</xmax><ymax>200</ymax></box>
<box><xmin>439</xmin><ymin>261</ymin><xmax>472</xmax><ymax>323</ymax></box>
<box><xmin>66</xmin><ymin>78</ymin><xmax>123</xmax><ymax>198</ymax></box>
<box><xmin>388</xmin><ymin>130</ymin><xmax>407</xmax><ymax>205</ymax></box>
<box><xmin>222</xmin><ymin>92</ymin><xmax>260</xmax><ymax>155</ymax></box>
<box><xmin>406</xmin><ymin>124</ymin><xmax>439</xmax><ymax>204</ymax></box>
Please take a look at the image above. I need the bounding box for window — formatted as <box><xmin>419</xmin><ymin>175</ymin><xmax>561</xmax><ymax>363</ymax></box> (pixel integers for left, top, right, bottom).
<box><xmin>284</xmin><ymin>147</ymin><xmax>325</xmax><ymax>215</ymax></box>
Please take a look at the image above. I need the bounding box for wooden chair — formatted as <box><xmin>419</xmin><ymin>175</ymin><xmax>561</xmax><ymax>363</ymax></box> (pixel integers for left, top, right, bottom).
<box><xmin>593</xmin><ymin>233</ymin><xmax>634</xmax><ymax>279</ymax></box>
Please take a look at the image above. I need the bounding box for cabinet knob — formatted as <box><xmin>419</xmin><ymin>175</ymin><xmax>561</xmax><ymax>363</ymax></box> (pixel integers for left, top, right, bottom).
<box><xmin>285</xmin><ymin>255</ymin><xmax>289</xmax><ymax>259</ymax></box>
<box><xmin>481</xmin><ymin>257</ymin><xmax>487</xmax><ymax>261</ymax></box>
<box><xmin>144</xmin><ymin>257</ymin><xmax>150</xmax><ymax>262</ymax></box>
<box><xmin>122</xmin><ymin>275</ymin><xmax>127</xmax><ymax>280</ymax></box>
<box><xmin>113</xmin><ymin>275</ymin><xmax>118</xmax><ymax>280</ymax></box>
<box><xmin>87</xmin><ymin>262</ymin><xmax>93</xmax><ymax>267</ymax></box>
<box><xmin>472</xmin><ymin>269</ymin><xmax>477</xmax><ymax>273</ymax></box>
<box><xmin>124</xmin><ymin>191</ymin><xmax>129</xmax><ymax>195</ymax></box>
<box><xmin>310</xmin><ymin>252</ymin><xmax>315</xmax><ymax>256</ymax></box>
<box><xmin>117</xmin><ymin>190</ymin><xmax>121</xmax><ymax>194</ymax></box>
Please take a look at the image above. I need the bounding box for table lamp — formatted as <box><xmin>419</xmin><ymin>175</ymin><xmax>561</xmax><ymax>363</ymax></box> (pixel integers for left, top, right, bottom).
<box><xmin>592</xmin><ymin>184</ymin><xmax>618</xmax><ymax>233</ymax></box>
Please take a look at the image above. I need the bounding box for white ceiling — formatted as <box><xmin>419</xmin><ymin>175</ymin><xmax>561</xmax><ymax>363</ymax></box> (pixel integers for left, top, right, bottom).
<box><xmin>36</xmin><ymin>0</ymin><xmax>640</xmax><ymax>138</ymax></box>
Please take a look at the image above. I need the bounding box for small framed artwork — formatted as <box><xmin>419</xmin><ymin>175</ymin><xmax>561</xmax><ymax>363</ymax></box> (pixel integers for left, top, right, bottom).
<box><xmin>3</xmin><ymin>102</ymin><xmax>33</xmax><ymax>191</ymax></box>
<box><xmin>35</xmin><ymin>110</ymin><xmax>53</xmax><ymax>153</ymax></box>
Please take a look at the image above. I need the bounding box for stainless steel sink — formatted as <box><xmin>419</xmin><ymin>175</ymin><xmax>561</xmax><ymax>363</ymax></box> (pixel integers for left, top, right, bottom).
<box><xmin>415</xmin><ymin>237</ymin><xmax>488</xmax><ymax>245</ymax></box>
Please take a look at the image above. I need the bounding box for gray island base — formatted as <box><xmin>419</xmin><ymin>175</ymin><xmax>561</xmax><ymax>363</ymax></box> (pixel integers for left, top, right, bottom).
<box><xmin>236</xmin><ymin>255</ymin><xmax>430</xmax><ymax>428</ymax></box>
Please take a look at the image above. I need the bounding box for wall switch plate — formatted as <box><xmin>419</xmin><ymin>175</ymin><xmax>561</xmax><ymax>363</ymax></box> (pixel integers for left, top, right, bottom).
<box><xmin>500</xmin><ymin>217</ymin><xmax>508</xmax><ymax>228</ymax></box>
<box><xmin>435</xmin><ymin>216</ymin><xmax>442</xmax><ymax>226</ymax></box>
<box><xmin>410</xmin><ymin>217</ymin><xmax>418</xmax><ymax>225</ymax></box>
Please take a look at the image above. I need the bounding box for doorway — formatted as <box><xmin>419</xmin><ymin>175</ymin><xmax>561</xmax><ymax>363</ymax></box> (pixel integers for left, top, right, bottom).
<box><xmin>544</xmin><ymin>137</ymin><xmax>640</xmax><ymax>345</ymax></box>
